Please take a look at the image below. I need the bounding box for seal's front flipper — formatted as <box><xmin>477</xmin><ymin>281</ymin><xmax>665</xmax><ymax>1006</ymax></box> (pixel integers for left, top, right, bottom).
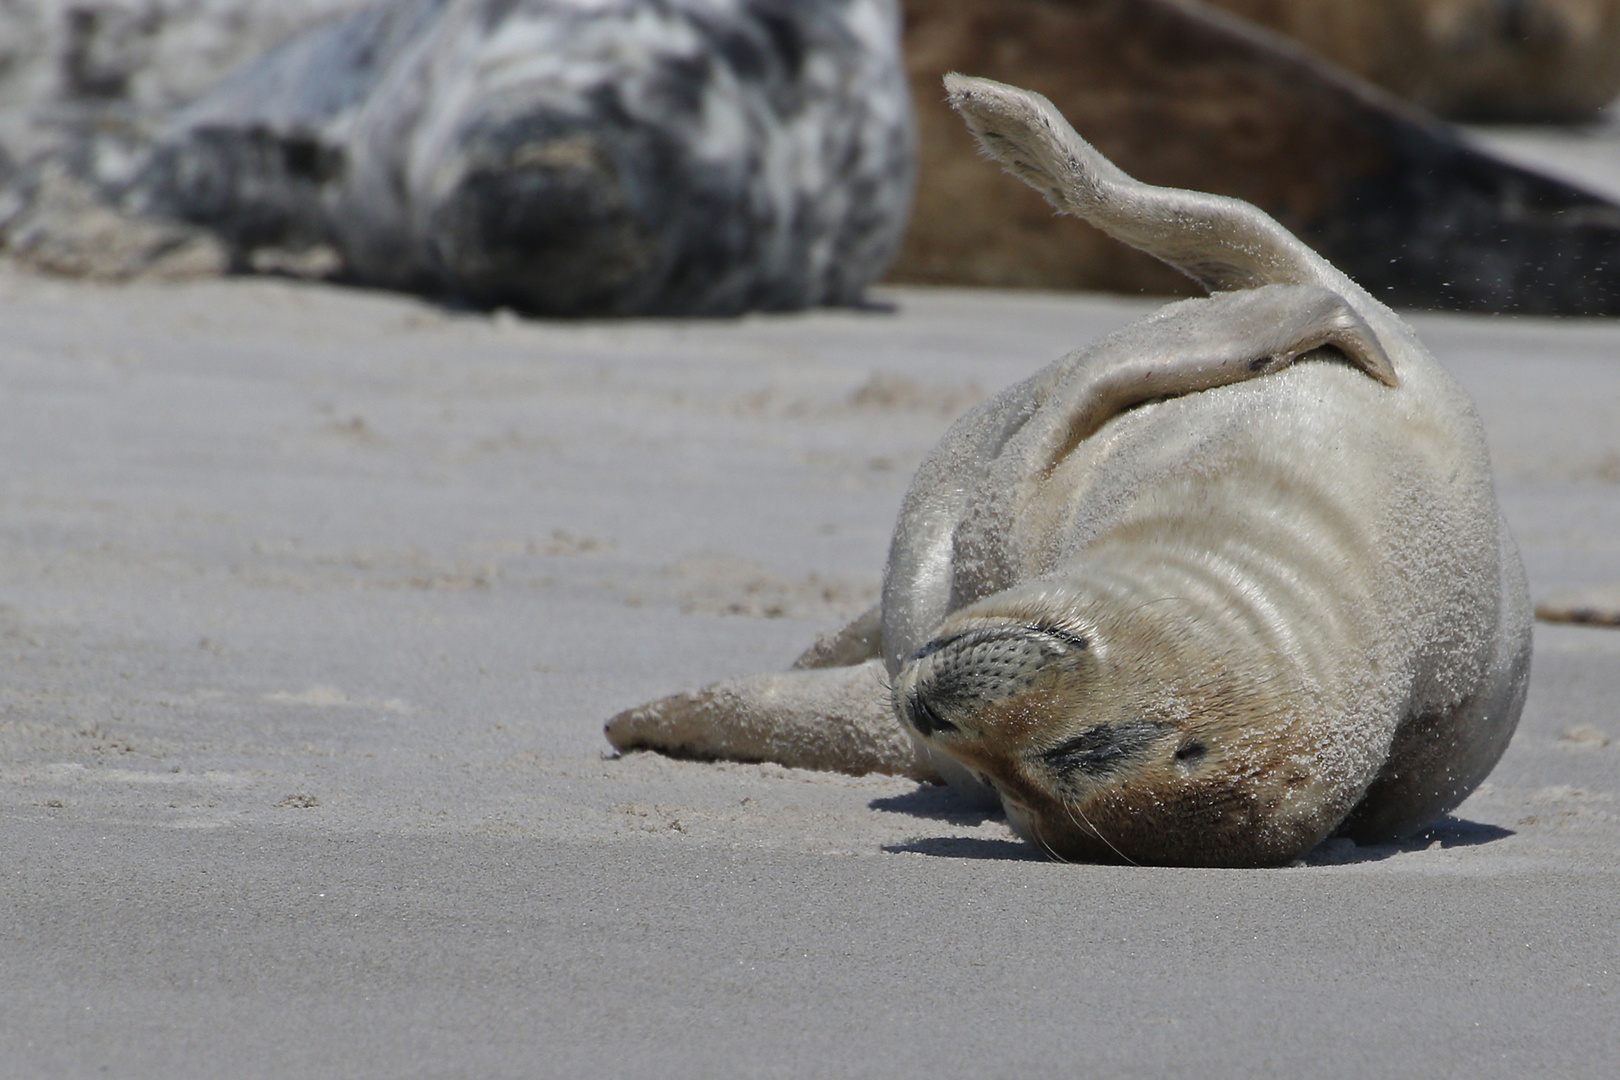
<box><xmin>1031</xmin><ymin>283</ymin><xmax>1395</xmax><ymax>471</ymax></box>
<box><xmin>604</xmin><ymin>659</ymin><xmax>936</xmax><ymax>781</ymax></box>
<box><xmin>790</xmin><ymin>604</ymin><xmax>882</xmax><ymax>670</ymax></box>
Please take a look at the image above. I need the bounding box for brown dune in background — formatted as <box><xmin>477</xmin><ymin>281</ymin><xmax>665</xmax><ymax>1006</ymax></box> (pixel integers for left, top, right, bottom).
<box><xmin>889</xmin><ymin>0</ymin><xmax>1620</xmax><ymax>313</ymax></box>
<box><xmin>1212</xmin><ymin>0</ymin><xmax>1620</xmax><ymax>121</ymax></box>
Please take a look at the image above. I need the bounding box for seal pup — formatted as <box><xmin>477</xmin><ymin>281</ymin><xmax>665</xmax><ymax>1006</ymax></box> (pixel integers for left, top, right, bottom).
<box><xmin>608</xmin><ymin>75</ymin><xmax>1531</xmax><ymax>867</ymax></box>
<box><xmin>4</xmin><ymin>0</ymin><xmax>915</xmax><ymax>316</ymax></box>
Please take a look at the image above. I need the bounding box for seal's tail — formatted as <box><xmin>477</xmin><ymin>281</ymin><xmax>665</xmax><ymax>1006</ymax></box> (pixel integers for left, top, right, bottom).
<box><xmin>943</xmin><ymin>73</ymin><xmax>1341</xmax><ymax>294</ymax></box>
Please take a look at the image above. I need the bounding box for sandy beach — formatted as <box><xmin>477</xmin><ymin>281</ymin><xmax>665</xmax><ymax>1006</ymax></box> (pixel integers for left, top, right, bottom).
<box><xmin>1</xmin><ymin>264</ymin><xmax>1616</xmax><ymax>1077</ymax></box>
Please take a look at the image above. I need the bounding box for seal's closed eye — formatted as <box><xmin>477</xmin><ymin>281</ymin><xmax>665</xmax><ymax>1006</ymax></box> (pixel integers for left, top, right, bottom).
<box><xmin>1040</xmin><ymin>721</ymin><xmax>1165</xmax><ymax>777</ymax></box>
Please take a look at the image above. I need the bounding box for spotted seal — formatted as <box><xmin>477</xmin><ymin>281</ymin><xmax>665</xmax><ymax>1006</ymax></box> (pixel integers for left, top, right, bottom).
<box><xmin>4</xmin><ymin>0</ymin><xmax>914</xmax><ymax>315</ymax></box>
<box><xmin>608</xmin><ymin>75</ymin><xmax>1531</xmax><ymax>867</ymax></box>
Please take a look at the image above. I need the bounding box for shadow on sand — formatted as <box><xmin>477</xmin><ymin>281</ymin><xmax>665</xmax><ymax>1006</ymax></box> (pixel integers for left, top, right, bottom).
<box><xmin>1294</xmin><ymin>816</ymin><xmax>1515</xmax><ymax>867</ymax></box>
<box><xmin>868</xmin><ymin>785</ymin><xmax>1002</xmax><ymax>827</ymax></box>
<box><xmin>871</xmin><ymin>786</ymin><xmax>1048</xmax><ymax>860</ymax></box>
<box><xmin>884</xmin><ymin>836</ymin><xmax>1048</xmax><ymax>860</ymax></box>
<box><xmin>872</xmin><ymin>782</ymin><xmax>1514</xmax><ymax>866</ymax></box>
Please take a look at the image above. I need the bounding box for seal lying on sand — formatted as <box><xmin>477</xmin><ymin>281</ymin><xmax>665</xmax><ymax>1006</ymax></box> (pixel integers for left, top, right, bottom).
<box><xmin>5</xmin><ymin>0</ymin><xmax>914</xmax><ymax>315</ymax></box>
<box><xmin>608</xmin><ymin>75</ymin><xmax>1531</xmax><ymax>867</ymax></box>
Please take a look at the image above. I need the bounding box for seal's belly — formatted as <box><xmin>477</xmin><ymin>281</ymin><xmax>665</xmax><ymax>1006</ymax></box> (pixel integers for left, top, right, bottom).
<box><xmin>948</xmin><ymin>357</ymin><xmax>1503</xmax><ymax>728</ymax></box>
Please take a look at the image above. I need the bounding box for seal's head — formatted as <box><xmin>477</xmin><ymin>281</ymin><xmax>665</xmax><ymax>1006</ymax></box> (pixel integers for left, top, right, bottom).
<box><xmin>891</xmin><ymin>585</ymin><xmax>1339</xmax><ymax>867</ymax></box>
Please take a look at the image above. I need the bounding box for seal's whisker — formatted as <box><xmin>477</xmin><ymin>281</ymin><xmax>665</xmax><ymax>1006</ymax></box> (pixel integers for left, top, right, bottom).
<box><xmin>1123</xmin><ymin>595</ymin><xmax>1191</xmax><ymax>620</ymax></box>
<box><xmin>1064</xmin><ymin>798</ymin><xmax>1141</xmax><ymax>868</ymax></box>
<box><xmin>1030</xmin><ymin>822</ymin><xmax>1072</xmax><ymax>865</ymax></box>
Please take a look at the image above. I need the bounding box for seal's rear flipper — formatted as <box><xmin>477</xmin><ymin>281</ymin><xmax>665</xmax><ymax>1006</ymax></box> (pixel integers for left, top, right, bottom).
<box><xmin>1029</xmin><ymin>283</ymin><xmax>1397</xmax><ymax>468</ymax></box>
<box><xmin>943</xmin><ymin>73</ymin><xmax>1349</xmax><ymax>296</ymax></box>
<box><xmin>605</xmin><ymin>659</ymin><xmax>937</xmax><ymax>781</ymax></box>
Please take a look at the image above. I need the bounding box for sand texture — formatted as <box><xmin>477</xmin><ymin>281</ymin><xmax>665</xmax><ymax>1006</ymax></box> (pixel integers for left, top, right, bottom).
<box><xmin>1</xmin><ymin>266</ymin><xmax>1617</xmax><ymax>1077</ymax></box>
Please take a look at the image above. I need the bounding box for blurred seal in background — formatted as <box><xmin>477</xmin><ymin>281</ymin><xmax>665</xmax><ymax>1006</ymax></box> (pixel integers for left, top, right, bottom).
<box><xmin>1</xmin><ymin>0</ymin><xmax>915</xmax><ymax>316</ymax></box>
<box><xmin>7</xmin><ymin>0</ymin><xmax>1620</xmax><ymax>315</ymax></box>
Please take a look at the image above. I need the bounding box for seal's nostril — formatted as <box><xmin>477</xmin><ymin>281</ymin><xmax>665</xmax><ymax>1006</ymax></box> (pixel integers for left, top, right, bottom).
<box><xmin>906</xmin><ymin>689</ymin><xmax>957</xmax><ymax>736</ymax></box>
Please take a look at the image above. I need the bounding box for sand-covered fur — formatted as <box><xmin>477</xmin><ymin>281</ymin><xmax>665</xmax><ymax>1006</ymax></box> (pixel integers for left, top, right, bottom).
<box><xmin>608</xmin><ymin>76</ymin><xmax>1531</xmax><ymax>867</ymax></box>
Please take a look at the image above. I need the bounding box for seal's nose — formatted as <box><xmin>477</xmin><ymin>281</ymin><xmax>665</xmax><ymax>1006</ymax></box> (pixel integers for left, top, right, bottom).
<box><xmin>901</xmin><ymin>622</ymin><xmax>1085</xmax><ymax>717</ymax></box>
<box><xmin>903</xmin><ymin>686</ymin><xmax>956</xmax><ymax>736</ymax></box>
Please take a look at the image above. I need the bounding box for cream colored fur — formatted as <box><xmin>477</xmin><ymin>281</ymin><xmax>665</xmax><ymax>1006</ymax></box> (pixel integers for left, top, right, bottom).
<box><xmin>607</xmin><ymin>76</ymin><xmax>1531</xmax><ymax>867</ymax></box>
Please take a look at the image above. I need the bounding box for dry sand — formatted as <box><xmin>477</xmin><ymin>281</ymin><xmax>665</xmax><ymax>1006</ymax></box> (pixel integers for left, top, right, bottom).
<box><xmin>1</xmin><ymin>263</ymin><xmax>1617</xmax><ymax>1077</ymax></box>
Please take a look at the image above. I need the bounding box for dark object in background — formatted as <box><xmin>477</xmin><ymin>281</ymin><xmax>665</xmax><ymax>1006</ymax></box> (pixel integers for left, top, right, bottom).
<box><xmin>890</xmin><ymin>0</ymin><xmax>1620</xmax><ymax>315</ymax></box>
<box><xmin>1210</xmin><ymin>0</ymin><xmax>1620</xmax><ymax>122</ymax></box>
<box><xmin>7</xmin><ymin>0</ymin><xmax>1620</xmax><ymax>316</ymax></box>
<box><xmin>4</xmin><ymin>0</ymin><xmax>915</xmax><ymax>316</ymax></box>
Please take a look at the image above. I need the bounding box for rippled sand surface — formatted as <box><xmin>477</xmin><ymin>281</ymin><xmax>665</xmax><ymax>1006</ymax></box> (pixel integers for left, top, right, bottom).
<box><xmin>2</xmin><ymin>265</ymin><xmax>1616</xmax><ymax>1078</ymax></box>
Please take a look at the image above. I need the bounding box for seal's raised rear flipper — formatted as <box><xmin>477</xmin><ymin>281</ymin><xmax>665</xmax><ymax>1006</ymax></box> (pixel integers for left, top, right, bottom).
<box><xmin>944</xmin><ymin>73</ymin><xmax>1352</xmax><ymax>297</ymax></box>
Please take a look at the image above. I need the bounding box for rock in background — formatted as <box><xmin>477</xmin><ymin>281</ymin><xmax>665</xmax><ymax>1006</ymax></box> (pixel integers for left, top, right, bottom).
<box><xmin>1209</xmin><ymin>0</ymin><xmax>1620</xmax><ymax>122</ymax></box>
<box><xmin>889</xmin><ymin>0</ymin><xmax>1620</xmax><ymax>314</ymax></box>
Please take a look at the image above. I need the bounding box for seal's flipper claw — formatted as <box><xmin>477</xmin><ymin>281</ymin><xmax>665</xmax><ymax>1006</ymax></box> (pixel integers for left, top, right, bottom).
<box><xmin>1315</xmin><ymin>301</ymin><xmax>1398</xmax><ymax>387</ymax></box>
<box><xmin>605</xmin><ymin>659</ymin><xmax>936</xmax><ymax>781</ymax></box>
